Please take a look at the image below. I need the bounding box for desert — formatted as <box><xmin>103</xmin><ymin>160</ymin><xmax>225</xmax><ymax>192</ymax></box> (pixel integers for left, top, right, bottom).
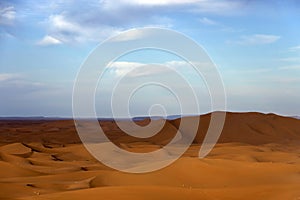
<box><xmin>0</xmin><ymin>112</ymin><xmax>300</xmax><ymax>200</ymax></box>
<box><xmin>1</xmin><ymin>1</ymin><xmax>300</xmax><ymax>200</ymax></box>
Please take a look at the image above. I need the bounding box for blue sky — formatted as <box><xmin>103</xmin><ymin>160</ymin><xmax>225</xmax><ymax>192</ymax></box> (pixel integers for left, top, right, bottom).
<box><xmin>0</xmin><ymin>0</ymin><xmax>300</xmax><ymax>117</ymax></box>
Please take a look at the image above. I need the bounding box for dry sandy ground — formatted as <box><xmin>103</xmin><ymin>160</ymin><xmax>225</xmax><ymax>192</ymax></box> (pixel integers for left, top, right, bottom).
<box><xmin>0</xmin><ymin>112</ymin><xmax>300</xmax><ymax>200</ymax></box>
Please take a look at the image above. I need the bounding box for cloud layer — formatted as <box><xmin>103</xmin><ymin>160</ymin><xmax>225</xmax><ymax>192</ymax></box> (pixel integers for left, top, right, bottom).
<box><xmin>26</xmin><ymin>0</ymin><xmax>244</xmax><ymax>45</ymax></box>
<box><xmin>0</xmin><ymin>6</ymin><xmax>15</xmax><ymax>25</ymax></box>
<box><xmin>230</xmin><ymin>34</ymin><xmax>281</xmax><ymax>45</ymax></box>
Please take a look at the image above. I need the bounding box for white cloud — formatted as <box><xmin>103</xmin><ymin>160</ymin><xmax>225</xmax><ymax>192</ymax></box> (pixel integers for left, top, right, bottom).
<box><xmin>0</xmin><ymin>72</ymin><xmax>69</xmax><ymax>116</ymax></box>
<box><xmin>199</xmin><ymin>17</ymin><xmax>218</xmax><ymax>25</ymax></box>
<box><xmin>189</xmin><ymin>0</ymin><xmax>242</xmax><ymax>14</ymax></box>
<box><xmin>107</xmin><ymin>61</ymin><xmax>169</xmax><ymax>77</ymax></box>
<box><xmin>289</xmin><ymin>45</ymin><xmax>300</xmax><ymax>51</ymax></box>
<box><xmin>0</xmin><ymin>73</ymin><xmax>42</xmax><ymax>89</ymax></box>
<box><xmin>278</xmin><ymin>57</ymin><xmax>300</xmax><ymax>62</ymax></box>
<box><xmin>45</xmin><ymin>14</ymin><xmax>122</xmax><ymax>43</ymax></box>
<box><xmin>44</xmin><ymin>13</ymin><xmax>172</xmax><ymax>44</ymax></box>
<box><xmin>107</xmin><ymin>61</ymin><xmax>146</xmax><ymax>77</ymax></box>
<box><xmin>110</xmin><ymin>29</ymin><xmax>147</xmax><ymax>42</ymax></box>
<box><xmin>229</xmin><ymin>68</ymin><xmax>272</xmax><ymax>74</ymax></box>
<box><xmin>36</xmin><ymin>0</ymin><xmax>244</xmax><ymax>44</ymax></box>
<box><xmin>278</xmin><ymin>65</ymin><xmax>300</xmax><ymax>70</ymax></box>
<box><xmin>37</xmin><ymin>35</ymin><xmax>62</xmax><ymax>46</ymax></box>
<box><xmin>0</xmin><ymin>31</ymin><xmax>14</xmax><ymax>38</ymax></box>
<box><xmin>106</xmin><ymin>60</ymin><xmax>212</xmax><ymax>78</ymax></box>
<box><xmin>47</xmin><ymin>14</ymin><xmax>84</xmax><ymax>43</ymax></box>
<box><xmin>230</xmin><ymin>34</ymin><xmax>281</xmax><ymax>45</ymax></box>
<box><xmin>198</xmin><ymin>17</ymin><xmax>243</xmax><ymax>33</ymax></box>
<box><xmin>49</xmin><ymin>14</ymin><xmax>80</xmax><ymax>35</ymax></box>
<box><xmin>0</xmin><ymin>73</ymin><xmax>21</xmax><ymax>82</ymax></box>
<box><xmin>123</xmin><ymin>0</ymin><xmax>203</xmax><ymax>6</ymax></box>
<box><xmin>0</xmin><ymin>6</ymin><xmax>15</xmax><ymax>25</ymax></box>
<box><xmin>125</xmin><ymin>0</ymin><xmax>242</xmax><ymax>14</ymax></box>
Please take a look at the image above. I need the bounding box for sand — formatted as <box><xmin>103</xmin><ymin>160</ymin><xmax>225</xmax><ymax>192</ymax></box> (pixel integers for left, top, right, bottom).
<box><xmin>0</xmin><ymin>112</ymin><xmax>300</xmax><ymax>199</ymax></box>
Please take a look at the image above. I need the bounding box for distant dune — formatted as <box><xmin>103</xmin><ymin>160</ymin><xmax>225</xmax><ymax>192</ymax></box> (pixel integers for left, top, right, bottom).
<box><xmin>1</xmin><ymin>112</ymin><xmax>300</xmax><ymax>146</ymax></box>
<box><xmin>0</xmin><ymin>112</ymin><xmax>300</xmax><ymax>199</ymax></box>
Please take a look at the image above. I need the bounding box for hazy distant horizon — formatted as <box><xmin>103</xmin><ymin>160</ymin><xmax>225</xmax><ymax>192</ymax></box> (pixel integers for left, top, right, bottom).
<box><xmin>0</xmin><ymin>110</ymin><xmax>299</xmax><ymax>119</ymax></box>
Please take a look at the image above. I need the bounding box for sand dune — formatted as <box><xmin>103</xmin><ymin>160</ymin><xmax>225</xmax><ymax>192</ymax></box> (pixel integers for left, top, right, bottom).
<box><xmin>0</xmin><ymin>112</ymin><xmax>300</xmax><ymax>199</ymax></box>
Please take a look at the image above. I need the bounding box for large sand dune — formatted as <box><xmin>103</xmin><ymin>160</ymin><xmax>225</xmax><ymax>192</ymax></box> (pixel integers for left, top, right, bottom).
<box><xmin>0</xmin><ymin>112</ymin><xmax>300</xmax><ymax>199</ymax></box>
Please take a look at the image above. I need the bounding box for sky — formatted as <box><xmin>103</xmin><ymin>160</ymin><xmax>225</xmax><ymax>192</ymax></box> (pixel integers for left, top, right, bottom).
<box><xmin>0</xmin><ymin>0</ymin><xmax>300</xmax><ymax>117</ymax></box>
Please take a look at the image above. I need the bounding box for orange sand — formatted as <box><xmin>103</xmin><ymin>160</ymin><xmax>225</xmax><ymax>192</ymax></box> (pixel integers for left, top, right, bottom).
<box><xmin>0</xmin><ymin>112</ymin><xmax>300</xmax><ymax>199</ymax></box>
